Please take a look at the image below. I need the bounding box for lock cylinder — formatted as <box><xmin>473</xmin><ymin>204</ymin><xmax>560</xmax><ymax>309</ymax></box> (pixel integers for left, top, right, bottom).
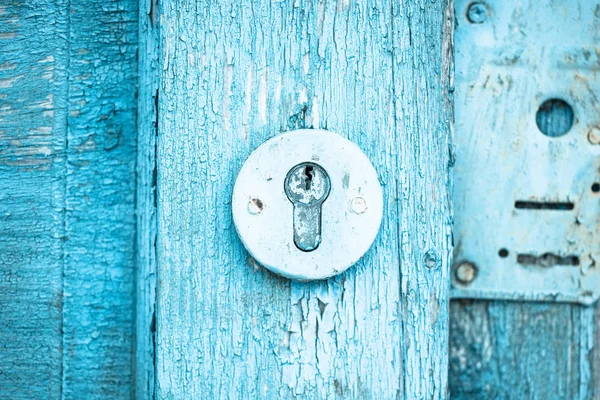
<box><xmin>231</xmin><ymin>129</ymin><xmax>383</xmax><ymax>281</ymax></box>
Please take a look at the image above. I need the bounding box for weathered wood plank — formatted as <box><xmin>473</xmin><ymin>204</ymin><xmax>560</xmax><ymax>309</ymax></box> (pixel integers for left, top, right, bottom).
<box><xmin>0</xmin><ymin>1</ymin><xmax>68</xmax><ymax>398</ymax></box>
<box><xmin>0</xmin><ymin>1</ymin><xmax>137</xmax><ymax>398</ymax></box>
<box><xmin>154</xmin><ymin>0</ymin><xmax>452</xmax><ymax>398</ymax></box>
<box><xmin>61</xmin><ymin>0</ymin><xmax>137</xmax><ymax>398</ymax></box>
<box><xmin>449</xmin><ymin>301</ymin><xmax>596</xmax><ymax>399</ymax></box>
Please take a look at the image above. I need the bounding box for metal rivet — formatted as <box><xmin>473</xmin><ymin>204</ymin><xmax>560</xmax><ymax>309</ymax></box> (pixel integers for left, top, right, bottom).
<box><xmin>588</xmin><ymin>127</ymin><xmax>600</xmax><ymax>145</ymax></box>
<box><xmin>455</xmin><ymin>262</ymin><xmax>477</xmax><ymax>284</ymax></box>
<box><xmin>350</xmin><ymin>197</ymin><xmax>368</xmax><ymax>214</ymax></box>
<box><xmin>247</xmin><ymin>198</ymin><xmax>264</xmax><ymax>215</ymax></box>
<box><xmin>467</xmin><ymin>2</ymin><xmax>488</xmax><ymax>24</ymax></box>
<box><xmin>424</xmin><ymin>250</ymin><xmax>439</xmax><ymax>269</ymax></box>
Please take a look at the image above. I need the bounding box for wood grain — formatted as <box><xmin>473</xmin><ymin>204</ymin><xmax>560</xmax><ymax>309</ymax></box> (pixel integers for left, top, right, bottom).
<box><xmin>0</xmin><ymin>2</ymin><xmax>68</xmax><ymax>397</ymax></box>
<box><xmin>0</xmin><ymin>1</ymin><xmax>137</xmax><ymax>398</ymax></box>
<box><xmin>152</xmin><ymin>0</ymin><xmax>453</xmax><ymax>398</ymax></box>
<box><xmin>62</xmin><ymin>0</ymin><xmax>137</xmax><ymax>397</ymax></box>
<box><xmin>449</xmin><ymin>301</ymin><xmax>597</xmax><ymax>400</ymax></box>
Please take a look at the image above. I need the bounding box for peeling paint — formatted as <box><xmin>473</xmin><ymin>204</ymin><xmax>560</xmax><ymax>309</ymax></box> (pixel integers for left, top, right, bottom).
<box><xmin>153</xmin><ymin>0</ymin><xmax>453</xmax><ymax>398</ymax></box>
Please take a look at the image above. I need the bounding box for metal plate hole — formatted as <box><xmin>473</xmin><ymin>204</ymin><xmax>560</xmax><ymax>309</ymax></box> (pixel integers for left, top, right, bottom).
<box><xmin>498</xmin><ymin>248</ymin><xmax>509</xmax><ymax>258</ymax></box>
<box><xmin>514</xmin><ymin>200</ymin><xmax>574</xmax><ymax>210</ymax></box>
<box><xmin>535</xmin><ymin>98</ymin><xmax>574</xmax><ymax>137</ymax></box>
<box><xmin>517</xmin><ymin>253</ymin><xmax>580</xmax><ymax>267</ymax></box>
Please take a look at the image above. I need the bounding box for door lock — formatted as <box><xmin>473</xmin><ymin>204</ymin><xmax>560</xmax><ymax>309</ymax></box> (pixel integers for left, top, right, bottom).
<box><xmin>232</xmin><ymin>129</ymin><xmax>383</xmax><ymax>281</ymax></box>
<box><xmin>284</xmin><ymin>162</ymin><xmax>331</xmax><ymax>252</ymax></box>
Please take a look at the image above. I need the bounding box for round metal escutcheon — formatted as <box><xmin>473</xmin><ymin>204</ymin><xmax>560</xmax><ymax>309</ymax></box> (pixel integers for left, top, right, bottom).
<box><xmin>232</xmin><ymin>129</ymin><xmax>383</xmax><ymax>281</ymax></box>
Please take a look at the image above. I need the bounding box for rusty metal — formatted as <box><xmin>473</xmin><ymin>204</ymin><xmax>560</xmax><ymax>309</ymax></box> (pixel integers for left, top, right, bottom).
<box><xmin>284</xmin><ymin>162</ymin><xmax>331</xmax><ymax>252</ymax></box>
<box><xmin>452</xmin><ymin>0</ymin><xmax>600</xmax><ymax>304</ymax></box>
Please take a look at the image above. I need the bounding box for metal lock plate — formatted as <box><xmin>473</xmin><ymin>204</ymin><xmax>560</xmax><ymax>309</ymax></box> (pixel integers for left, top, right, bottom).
<box><xmin>232</xmin><ymin>129</ymin><xmax>383</xmax><ymax>281</ymax></box>
<box><xmin>452</xmin><ymin>0</ymin><xmax>600</xmax><ymax>304</ymax></box>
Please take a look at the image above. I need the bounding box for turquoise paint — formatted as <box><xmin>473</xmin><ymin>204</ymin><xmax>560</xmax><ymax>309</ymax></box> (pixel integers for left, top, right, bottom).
<box><xmin>63</xmin><ymin>0</ymin><xmax>137</xmax><ymax>397</ymax></box>
<box><xmin>0</xmin><ymin>0</ymin><xmax>137</xmax><ymax>398</ymax></box>
<box><xmin>150</xmin><ymin>0</ymin><xmax>453</xmax><ymax>398</ymax></box>
<box><xmin>2</xmin><ymin>0</ymin><xmax>599</xmax><ymax>399</ymax></box>
<box><xmin>450</xmin><ymin>0</ymin><xmax>599</xmax><ymax>399</ymax></box>
<box><xmin>452</xmin><ymin>0</ymin><xmax>600</xmax><ymax>304</ymax></box>
<box><xmin>0</xmin><ymin>2</ymin><xmax>68</xmax><ymax>397</ymax></box>
<box><xmin>136</xmin><ymin>0</ymin><xmax>159</xmax><ymax>397</ymax></box>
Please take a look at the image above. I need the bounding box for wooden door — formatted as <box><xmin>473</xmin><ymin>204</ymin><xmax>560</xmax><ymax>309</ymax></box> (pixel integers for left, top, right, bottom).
<box><xmin>137</xmin><ymin>0</ymin><xmax>453</xmax><ymax>398</ymax></box>
<box><xmin>5</xmin><ymin>1</ymin><xmax>599</xmax><ymax>400</ymax></box>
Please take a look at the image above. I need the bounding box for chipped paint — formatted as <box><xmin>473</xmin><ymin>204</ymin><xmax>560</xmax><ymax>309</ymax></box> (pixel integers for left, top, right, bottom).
<box><xmin>0</xmin><ymin>0</ymin><xmax>136</xmax><ymax>398</ymax></box>
<box><xmin>152</xmin><ymin>0</ymin><xmax>453</xmax><ymax>398</ymax></box>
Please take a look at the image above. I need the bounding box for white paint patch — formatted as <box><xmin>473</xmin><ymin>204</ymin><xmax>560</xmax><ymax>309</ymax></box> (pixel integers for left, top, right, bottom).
<box><xmin>298</xmin><ymin>87</ymin><xmax>308</xmax><ymax>104</ymax></box>
<box><xmin>274</xmin><ymin>77</ymin><xmax>282</xmax><ymax>103</ymax></box>
<box><xmin>187</xmin><ymin>51</ymin><xmax>196</xmax><ymax>67</ymax></box>
<box><xmin>40</xmin><ymin>94</ymin><xmax>54</xmax><ymax>110</ymax></box>
<box><xmin>0</xmin><ymin>74</ymin><xmax>23</xmax><ymax>88</ymax></box>
<box><xmin>29</xmin><ymin>126</ymin><xmax>53</xmax><ymax>136</ymax></box>
<box><xmin>0</xmin><ymin>61</ymin><xmax>17</xmax><ymax>71</ymax></box>
<box><xmin>310</xmin><ymin>97</ymin><xmax>320</xmax><ymax>128</ymax></box>
<box><xmin>258</xmin><ymin>69</ymin><xmax>268</xmax><ymax>125</ymax></box>
<box><xmin>43</xmin><ymin>66</ymin><xmax>54</xmax><ymax>80</ymax></box>
<box><xmin>303</xmin><ymin>53</ymin><xmax>310</xmax><ymax>75</ymax></box>
<box><xmin>243</xmin><ymin>66</ymin><xmax>253</xmax><ymax>139</ymax></box>
<box><xmin>222</xmin><ymin>64</ymin><xmax>233</xmax><ymax>131</ymax></box>
<box><xmin>38</xmin><ymin>55</ymin><xmax>55</xmax><ymax>63</ymax></box>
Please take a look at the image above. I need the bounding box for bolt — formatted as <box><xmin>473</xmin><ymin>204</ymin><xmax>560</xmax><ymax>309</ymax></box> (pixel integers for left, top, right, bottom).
<box><xmin>247</xmin><ymin>198</ymin><xmax>264</xmax><ymax>215</ymax></box>
<box><xmin>588</xmin><ymin>127</ymin><xmax>600</xmax><ymax>145</ymax></box>
<box><xmin>467</xmin><ymin>2</ymin><xmax>488</xmax><ymax>24</ymax></box>
<box><xmin>424</xmin><ymin>250</ymin><xmax>439</xmax><ymax>269</ymax></box>
<box><xmin>350</xmin><ymin>197</ymin><xmax>368</xmax><ymax>214</ymax></box>
<box><xmin>455</xmin><ymin>262</ymin><xmax>477</xmax><ymax>284</ymax></box>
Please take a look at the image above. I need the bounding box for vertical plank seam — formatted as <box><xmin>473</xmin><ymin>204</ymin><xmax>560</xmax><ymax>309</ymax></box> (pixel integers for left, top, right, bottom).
<box><xmin>387</xmin><ymin>1</ymin><xmax>406</xmax><ymax>396</ymax></box>
<box><xmin>137</xmin><ymin>0</ymin><xmax>160</xmax><ymax>397</ymax></box>
<box><xmin>60</xmin><ymin>0</ymin><xmax>73</xmax><ymax>397</ymax></box>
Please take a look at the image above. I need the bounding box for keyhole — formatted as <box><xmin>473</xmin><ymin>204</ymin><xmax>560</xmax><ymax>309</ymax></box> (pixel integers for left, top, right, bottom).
<box><xmin>303</xmin><ymin>165</ymin><xmax>314</xmax><ymax>190</ymax></box>
<box><xmin>284</xmin><ymin>162</ymin><xmax>331</xmax><ymax>252</ymax></box>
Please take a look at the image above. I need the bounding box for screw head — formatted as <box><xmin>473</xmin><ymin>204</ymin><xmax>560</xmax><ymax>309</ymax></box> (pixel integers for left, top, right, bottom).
<box><xmin>350</xmin><ymin>197</ymin><xmax>368</xmax><ymax>214</ymax></box>
<box><xmin>455</xmin><ymin>262</ymin><xmax>477</xmax><ymax>284</ymax></box>
<box><xmin>247</xmin><ymin>198</ymin><xmax>264</xmax><ymax>215</ymax></box>
<box><xmin>588</xmin><ymin>127</ymin><xmax>600</xmax><ymax>145</ymax></box>
<box><xmin>467</xmin><ymin>2</ymin><xmax>488</xmax><ymax>24</ymax></box>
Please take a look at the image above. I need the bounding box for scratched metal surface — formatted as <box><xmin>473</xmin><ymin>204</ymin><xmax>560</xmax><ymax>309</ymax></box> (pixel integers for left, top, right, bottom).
<box><xmin>450</xmin><ymin>1</ymin><xmax>600</xmax><ymax>399</ymax></box>
<box><xmin>0</xmin><ymin>1</ymin><xmax>137</xmax><ymax>398</ymax></box>
<box><xmin>452</xmin><ymin>0</ymin><xmax>600</xmax><ymax>303</ymax></box>
<box><xmin>151</xmin><ymin>0</ymin><xmax>453</xmax><ymax>398</ymax></box>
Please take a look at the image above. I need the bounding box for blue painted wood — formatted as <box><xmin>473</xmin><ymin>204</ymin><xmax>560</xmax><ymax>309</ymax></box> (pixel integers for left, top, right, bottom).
<box><xmin>136</xmin><ymin>0</ymin><xmax>159</xmax><ymax>398</ymax></box>
<box><xmin>62</xmin><ymin>0</ymin><xmax>137</xmax><ymax>397</ymax></box>
<box><xmin>0</xmin><ymin>0</ymin><xmax>137</xmax><ymax>398</ymax></box>
<box><xmin>0</xmin><ymin>2</ymin><xmax>68</xmax><ymax>397</ymax></box>
<box><xmin>151</xmin><ymin>0</ymin><xmax>453</xmax><ymax>398</ymax></box>
<box><xmin>450</xmin><ymin>301</ymin><xmax>597</xmax><ymax>399</ymax></box>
